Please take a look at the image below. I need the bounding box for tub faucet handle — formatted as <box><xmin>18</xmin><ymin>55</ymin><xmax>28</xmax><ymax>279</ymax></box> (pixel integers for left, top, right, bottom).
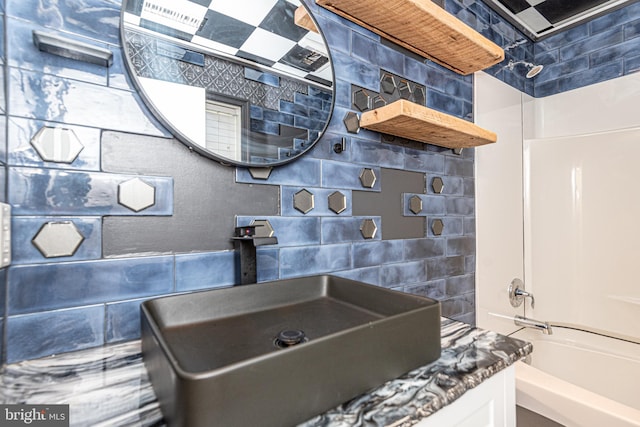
<box><xmin>508</xmin><ymin>278</ymin><xmax>535</xmax><ymax>309</ymax></box>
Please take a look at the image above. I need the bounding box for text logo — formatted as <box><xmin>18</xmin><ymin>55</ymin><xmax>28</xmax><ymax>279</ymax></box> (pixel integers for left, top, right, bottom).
<box><xmin>0</xmin><ymin>405</ymin><xmax>69</xmax><ymax>426</ymax></box>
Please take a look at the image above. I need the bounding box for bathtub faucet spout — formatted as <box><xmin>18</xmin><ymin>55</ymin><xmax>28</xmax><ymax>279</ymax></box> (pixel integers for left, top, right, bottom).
<box><xmin>514</xmin><ymin>315</ymin><xmax>553</xmax><ymax>335</ymax></box>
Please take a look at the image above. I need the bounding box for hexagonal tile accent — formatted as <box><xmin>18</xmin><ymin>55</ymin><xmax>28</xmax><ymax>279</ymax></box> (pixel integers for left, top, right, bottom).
<box><xmin>249</xmin><ymin>167</ymin><xmax>273</xmax><ymax>180</ymax></box>
<box><xmin>294</xmin><ymin>189</ymin><xmax>315</xmax><ymax>214</ymax></box>
<box><xmin>359</xmin><ymin>168</ymin><xmax>377</xmax><ymax>188</ymax></box>
<box><xmin>118</xmin><ymin>178</ymin><xmax>156</xmax><ymax>212</ymax></box>
<box><xmin>372</xmin><ymin>95</ymin><xmax>387</xmax><ymax>109</ymax></box>
<box><xmin>432</xmin><ymin>219</ymin><xmax>445</xmax><ymax>236</ymax></box>
<box><xmin>409</xmin><ymin>195</ymin><xmax>423</xmax><ymax>215</ymax></box>
<box><xmin>250</xmin><ymin>219</ymin><xmax>275</xmax><ymax>238</ymax></box>
<box><xmin>343</xmin><ymin>112</ymin><xmax>360</xmax><ymax>134</ymax></box>
<box><xmin>432</xmin><ymin>177</ymin><xmax>445</xmax><ymax>194</ymax></box>
<box><xmin>328</xmin><ymin>191</ymin><xmax>347</xmax><ymax>214</ymax></box>
<box><xmin>413</xmin><ymin>86</ymin><xmax>426</xmax><ymax>105</ymax></box>
<box><xmin>360</xmin><ymin>219</ymin><xmax>378</xmax><ymax>239</ymax></box>
<box><xmin>398</xmin><ymin>79</ymin><xmax>412</xmax><ymax>99</ymax></box>
<box><xmin>353</xmin><ymin>89</ymin><xmax>371</xmax><ymax>112</ymax></box>
<box><xmin>31</xmin><ymin>126</ymin><xmax>84</xmax><ymax>164</ymax></box>
<box><xmin>32</xmin><ymin>221</ymin><xmax>85</xmax><ymax>258</ymax></box>
<box><xmin>381</xmin><ymin>73</ymin><xmax>396</xmax><ymax>94</ymax></box>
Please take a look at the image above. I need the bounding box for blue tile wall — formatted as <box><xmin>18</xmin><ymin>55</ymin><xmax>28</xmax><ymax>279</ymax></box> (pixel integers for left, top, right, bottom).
<box><xmin>532</xmin><ymin>1</ymin><xmax>640</xmax><ymax>97</ymax></box>
<box><xmin>2</xmin><ymin>0</ymin><xmax>633</xmax><ymax>363</ymax></box>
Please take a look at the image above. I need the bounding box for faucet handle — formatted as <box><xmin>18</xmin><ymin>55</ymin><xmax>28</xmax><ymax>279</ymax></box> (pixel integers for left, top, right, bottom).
<box><xmin>514</xmin><ymin>288</ymin><xmax>535</xmax><ymax>309</ymax></box>
<box><xmin>508</xmin><ymin>278</ymin><xmax>535</xmax><ymax>309</ymax></box>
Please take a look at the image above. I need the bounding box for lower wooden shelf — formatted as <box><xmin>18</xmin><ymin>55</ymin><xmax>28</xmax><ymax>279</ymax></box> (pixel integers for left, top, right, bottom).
<box><xmin>359</xmin><ymin>100</ymin><xmax>497</xmax><ymax>149</ymax></box>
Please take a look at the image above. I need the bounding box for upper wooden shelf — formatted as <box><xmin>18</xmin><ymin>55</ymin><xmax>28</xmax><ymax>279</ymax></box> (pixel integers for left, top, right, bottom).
<box><xmin>360</xmin><ymin>100</ymin><xmax>497</xmax><ymax>149</ymax></box>
<box><xmin>316</xmin><ymin>0</ymin><xmax>504</xmax><ymax>75</ymax></box>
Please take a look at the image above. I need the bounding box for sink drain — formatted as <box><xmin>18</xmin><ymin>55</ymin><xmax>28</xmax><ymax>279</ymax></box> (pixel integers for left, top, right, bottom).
<box><xmin>274</xmin><ymin>329</ymin><xmax>308</xmax><ymax>348</ymax></box>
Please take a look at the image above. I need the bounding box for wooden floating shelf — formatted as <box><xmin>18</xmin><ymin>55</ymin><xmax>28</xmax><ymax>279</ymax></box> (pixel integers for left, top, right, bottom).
<box><xmin>316</xmin><ymin>0</ymin><xmax>504</xmax><ymax>75</ymax></box>
<box><xmin>295</xmin><ymin>6</ymin><xmax>319</xmax><ymax>33</ymax></box>
<box><xmin>360</xmin><ymin>100</ymin><xmax>497</xmax><ymax>149</ymax></box>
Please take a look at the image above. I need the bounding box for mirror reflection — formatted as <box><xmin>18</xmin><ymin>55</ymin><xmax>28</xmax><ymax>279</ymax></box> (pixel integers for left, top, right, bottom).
<box><xmin>121</xmin><ymin>0</ymin><xmax>334</xmax><ymax>166</ymax></box>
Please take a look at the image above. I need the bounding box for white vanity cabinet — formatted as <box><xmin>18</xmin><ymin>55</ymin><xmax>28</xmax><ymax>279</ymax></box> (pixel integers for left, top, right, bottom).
<box><xmin>415</xmin><ymin>366</ymin><xmax>516</xmax><ymax>427</ymax></box>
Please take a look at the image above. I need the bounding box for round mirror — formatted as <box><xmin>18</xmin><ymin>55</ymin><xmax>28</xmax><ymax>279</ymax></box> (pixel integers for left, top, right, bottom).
<box><xmin>121</xmin><ymin>0</ymin><xmax>334</xmax><ymax>167</ymax></box>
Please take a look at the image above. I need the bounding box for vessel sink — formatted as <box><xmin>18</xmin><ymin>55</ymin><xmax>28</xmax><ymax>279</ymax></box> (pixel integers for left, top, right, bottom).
<box><xmin>141</xmin><ymin>275</ymin><xmax>441</xmax><ymax>427</ymax></box>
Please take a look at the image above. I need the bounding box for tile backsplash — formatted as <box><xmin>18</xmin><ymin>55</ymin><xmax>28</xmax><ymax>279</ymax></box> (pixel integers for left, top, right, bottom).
<box><xmin>0</xmin><ymin>0</ymin><xmax>635</xmax><ymax>364</ymax></box>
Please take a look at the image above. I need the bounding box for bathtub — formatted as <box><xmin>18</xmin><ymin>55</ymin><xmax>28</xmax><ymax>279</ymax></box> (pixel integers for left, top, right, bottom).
<box><xmin>511</xmin><ymin>326</ymin><xmax>640</xmax><ymax>427</ymax></box>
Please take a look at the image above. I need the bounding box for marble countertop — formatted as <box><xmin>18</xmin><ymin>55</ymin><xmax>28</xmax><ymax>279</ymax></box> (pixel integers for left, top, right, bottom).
<box><xmin>0</xmin><ymin>318</ymin><xmax>532</xmax><ymax>427</ymax></box>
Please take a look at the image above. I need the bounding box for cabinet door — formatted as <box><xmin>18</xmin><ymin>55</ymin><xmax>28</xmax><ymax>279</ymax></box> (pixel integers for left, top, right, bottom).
<box><xmin>414</xmin><ymin>366</ymin><xmax>515</xmax><ymax>427</ymax></box>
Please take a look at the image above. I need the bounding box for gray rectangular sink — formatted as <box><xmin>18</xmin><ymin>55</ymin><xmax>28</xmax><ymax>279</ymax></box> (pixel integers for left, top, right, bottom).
<box><xmin>141</xmin><ymin>275</ymin><xmax>441</xmax><ymax>427</ymax></box>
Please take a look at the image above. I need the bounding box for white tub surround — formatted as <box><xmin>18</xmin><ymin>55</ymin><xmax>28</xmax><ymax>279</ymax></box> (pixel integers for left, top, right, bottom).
<box><xmin>0</xmin><ymin>319</ymin><xmax>531</xmax><ymax>427</ymax></box>
<box><xmin>475</xmin><ymin>71</ymin><xmax>640</xmax><ymax>426</ymax></box>
<box><xmin>513</xmin><ymin>327</ymin><xmax>640</xmax><ymax>427</ymax></box>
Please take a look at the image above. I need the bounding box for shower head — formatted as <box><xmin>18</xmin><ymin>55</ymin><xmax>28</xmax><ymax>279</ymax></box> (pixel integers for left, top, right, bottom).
<box><xmin>505</xmin><ymin>60</ymin><xmax>544</xmax><ymax>79</ymax></box>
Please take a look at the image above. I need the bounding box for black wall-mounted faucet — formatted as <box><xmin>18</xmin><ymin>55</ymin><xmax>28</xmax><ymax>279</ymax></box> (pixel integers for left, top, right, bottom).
<box><xmin>231</xmin><ymin>226</ymin><xmax>278</xmax><ymax>285</ymax></box>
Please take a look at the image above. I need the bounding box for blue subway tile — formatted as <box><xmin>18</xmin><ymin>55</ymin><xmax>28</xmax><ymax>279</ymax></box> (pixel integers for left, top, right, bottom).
<box><xmin>175</xmin><ymin>251</ymin><xmax>237</xmax><ymax>291</ymax></box>
<box><xmin>321</xmin><ymin>216</ymin><xmax>382</xmax><ymax>243</ymax></box>
<box><xmin>330</xmin><ymin>51</ymin><xmax>379</xmax><ymax>92</ymax></box>
<box><xmin>351</xmin><ymin>32</ymin><xmax>378</xmax><ymax>65</ymax></box>
<box><xmin>446</xmin><ymin>236</ymin><xmax>476</xmax><ymax>256</ymax></box>
<box><xmin>250</xmin><ymin>105</ymin><xmax>264</xmax><ymax>120</ymax></box>
<box><xmin>380</xmin><ymin>260</ymin><xmax>426</xmax><ymax>287</ymax></box>
<box><xmin>377</xmin><ymin>45</ymin><xmax>405</xmax><ymax>76</ymax></box>
<box><xmin>445</xmin><ymin>274</ymin><xmax>475</xmax><ymax>296</ymax></box>
<box><xmin>404</xmin><ymin>57</ymin><xmax>428</xmax><ymax>85</ymax></box>
<box><xmin>12</xmin><ymin>217</ymin><xmax>102</xmax><ymax>264</ymax></box>
<box><xmin>256</xmin><ymin>247</ymin><xmax>279</xmax><ymax>283</ymax></box>
<box><xmin>322</xmin><ymin>160</ymin><xmax>381</xmax><ymax>191</ymax></box>
<box><xmin>279</xmin><ymin>100</ymin><xmax>307</xmax><ymax>117</ymax></box>
<box><xmin>427</xmin><ymin>89</ymin><xmax>463</xmax><ymax>118</ymax></box>
<box><xmin>237</xmin><ymin>216</ymin><xmax>321</xmax><ymax>246</ymax></box>
<box><xmin>280</xmin><ymin>243</ymin><xmax>351</xmax><ymax>278</ymax></box>
<box><xmin>535</xmin><ymin>25</ymin><xmax>590</xmax><ymax>53</ymax></box>
<box><xmin>425</xmin><ymin>256</ymin><xmax>465</xmax><ymax>281</ymax></box>
<box><xmin>9</xmin><ymin>167</ymin><xmax>173</xmax><ymax>215</ymax></box>
<box><xmin>0</xmin><ymin>116</ymin><xmax>6</xmax><ymax>164</ymax></box>
<box><xmin>404</xmin><ymin>238</ymin><xmax>446</xmax><ymax>260</ymax></box>
<box><xmin>250</xmin><ymin>119</ymin><xmax>280</xmax><ymax>135</ymax></box>
<box><xmin>106</xmin><ymin>298</ymin><xmax>148</xmax><ymax>343</ymax></box>
<box><xmin>7</xmin><ymin>117</ymin><xmax>101</xmax><ymax>170</ymax></box>
<box><xmin>430</xmin><ymin>217</ymin><xmax>463</xmax><ymax>237</ymax></box>
<box><xmin>624</xmin><ymin>54</ymin><xmax>640</xmax><ymax>74</ymax></box>
<box><xmin>8</xmin><ymin>255</ymin><xmax>174</xmax><ymax>314</ymax></box>
<box><xmin>624</xmin><ymin>18</ymin><xmax>640</xmax><ymax>40</ymax></box>
<box><xmin>6</xmin><ymin>305</ymin><xmax>104</xmax><ymax>363</ymax></box>
<box><xmin>559</xmin><ymin>28</ymin><xmax>623</xmax><ymax>62</ymax></box>
<box><xmin>404</xmin><ymin>280</ymin><xmax>446</xmax><ymax>300</ymax></box>
<box><xmin>6</xmin><ymin>0</ymin><xmax>121</xmax><ymax>45</ymax></box>
<box><xmin>317</xmin><ymin>16</ymin><xmax>351</xmax><ymax>54</ymax></box>
<box><xmin>590</xmin><ymin>4</ymin><xmax>640</xmax><ymax>35</ymax></box>
<box><xmin>589</xmin><ymin>38</ymin><xmax>640</xmax><ymax>67</ymax></box>
<box><xmin>332</xmin><ymin>267</ymin><xmax>380</xmax><ymax>286</ymax></box>
<box><xmin>0</xmin><ymin>268</ymin><xmax>5</xmax><ymax>318</ymax></box>
<box><xmin>8</xmin><ymin>68</ymin><xmax>169</xmax><ymax>137</ymax></box>
<box><xmin>559</xmin><ymin>61</ymin><xmax>623</xmax><ymax>92</ymax></box>
<box><xmin>7</xmin><ymin>17</ymin><xmax>109</xmax><ymax>86</ymax></box>
<box><xmin>446</xmin><ymin>197</ymin><xmax>475</xmax><ymax>216</ymax></box>
<box><xmin>444</xmin><ymin>156</ymin><xmax>474</xmax><ymax>177</ymax></box>
<box><xmin>350</xmin><ymin>138</ymin><xmax>404</xmax><ymax>169</ymax></box>
<box><xmin>352</xmin><ymin>240</ymin><xmax>404</xmax><ymax>269</ymax></box>
<box><xmin>294</xmin><ymin>92</ymin><xmax>324</xmax><ymax>111</ymax></box>
<box><xmin>404</xmin><ymin>149</ymin><xmax>445</xmax><ymax>173</ymax></box>
<box><xmin>403</xmin><ymin>194</ymin><xmax>446</xmax><ymax>216</ymax></box>
<box><xmin>108</xmin><ymin>48</ymin><xmax>135</xmax><ymax>92</ymax></box>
